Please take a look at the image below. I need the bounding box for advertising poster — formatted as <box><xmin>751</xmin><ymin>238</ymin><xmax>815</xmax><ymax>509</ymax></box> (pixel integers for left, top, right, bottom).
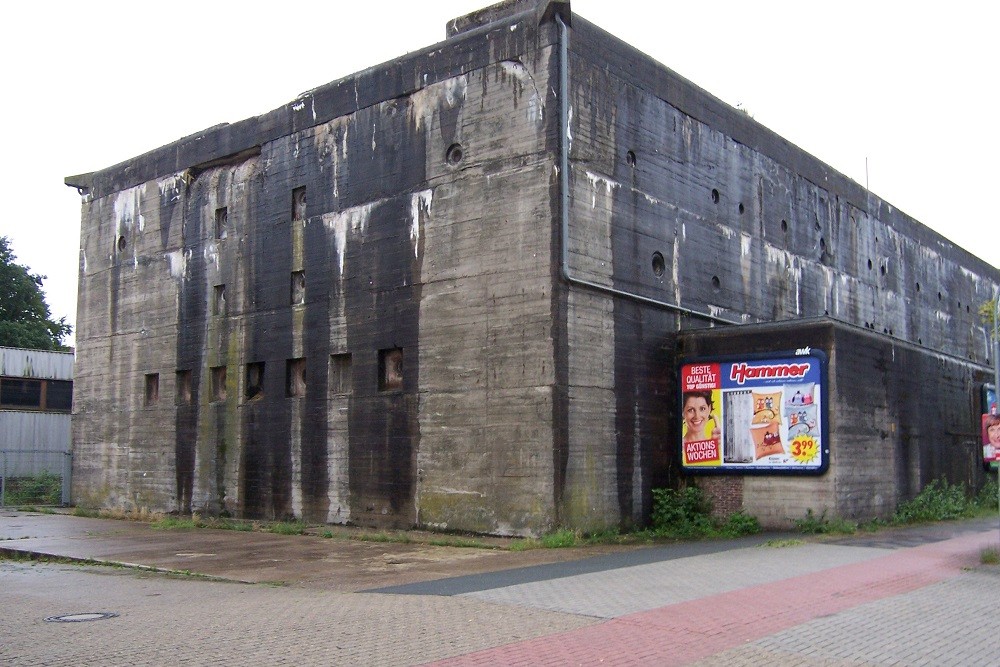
<box><xmin>983</xmin><ymin>413</ymin><xmax>1000</xmax><ymax>470</ymax></box>
<box><xmin>680</xmin><ymin>349</ymin><xmax>827</xmax><ymax>473</ymax></box>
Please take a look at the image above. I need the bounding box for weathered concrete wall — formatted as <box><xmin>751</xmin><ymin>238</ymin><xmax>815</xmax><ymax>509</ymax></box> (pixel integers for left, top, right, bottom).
<box><xmin>73</xmin><ymin>7</ymin><xmax>561</xmax><ymax>534</ymax></box>
<box><xmin>561</xmin><ymin>13</ymin><xmax>999</xmax><ymax>528</ymax></box>
<box><xmin>674</xmin><ymin>320</ymin><xmax>992</xmax><ymax>527</ymax></box>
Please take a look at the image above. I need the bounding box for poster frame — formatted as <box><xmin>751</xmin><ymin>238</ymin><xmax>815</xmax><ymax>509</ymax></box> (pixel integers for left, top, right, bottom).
<box><xmin>678</xmin><ymin>347</ymin><xmax>830</xmax><ymax>476</ymax></box>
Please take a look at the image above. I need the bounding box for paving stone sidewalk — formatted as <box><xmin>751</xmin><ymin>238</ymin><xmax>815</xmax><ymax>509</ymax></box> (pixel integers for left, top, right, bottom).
<box><xmin>419</xmin><ymin>529</ymin><xmax>999</xmax><ymax>666</ymax></box>
<box><xmin>2</xmin><ymin>511</ymin><xmax>998</xmax><ymax>665</ymax></box>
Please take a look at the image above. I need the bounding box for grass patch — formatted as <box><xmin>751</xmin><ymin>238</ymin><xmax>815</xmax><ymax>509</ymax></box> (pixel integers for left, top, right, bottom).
<box><xmin>508</xmin><ymin>538</ymin><xmax>538</xmax><ymax>552</ymax></box>
<box><xmin>1</xmin><ymin>472</ymin><xmax>62</xmax><ymax>506</ymax></box>
<box><xmin>762</xmin><ymin>538</ymin><xmax>806</xmax><ymax>548</ymax></box>
<box><xmin>540</xmin><ymin>529</ymin><xmax>578</xmax><ymax>548</ymax></box>
<box><xmin>152</xmin><ymin>516</ymin><xmax>199</xmax><ymax>530</ymax></box>
<box><xmin>981</xmin><ymin>547</ymin><xmax>1000</xmax><ymax>565</ymax></box>
<box><xmin>425</xmin><ymin>537</ymin><xmax>490</xmax><ymax>548</ymax></box>
<box><xmin>266</xmin><ymin>521</ymin><xmax>306</xmax><ymax>536</ymax></box>
<box><xmin>350</xmin><ymin>531</ymin><xmax>413</xmax><ymax>544</ymax></box>
<box><xmin>795</xmin><ymin>509</ymin><xmax>858</xmax><ymax>535</ymax></box>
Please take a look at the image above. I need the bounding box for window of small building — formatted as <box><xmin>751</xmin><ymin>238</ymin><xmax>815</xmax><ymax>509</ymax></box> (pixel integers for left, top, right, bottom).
<box><xmin>378</xmin><ymin>348</ymin><xmax>403</xmax><ymax>392</ymax></box>
<box><xmin>211</xmin><ymin>366</ymin><xmax>227</xmax><ymax>402</ymax></box>
<box><xmin>0</xmin><ymin>378</ymin><xmax>42</xmax><ymax>409</ymax></box>
<box><xmin>176</xmin><ymin>370</ymin><xmax>192</xmax><ymax>405</ymax></box>
<box><xmin>330</xmin><ymin>353</ymin><xmax>352</xmax><ymax>395</ymax></box>
<box><xmin>292</xmin><ymin>186</ymin><xmax>307</xmax><ymax>221</ymax></box>
<box><xmin>45</xmin><ymin>380</ymin><xmax>73</xmax><ymax>412</ymax></box>
<box><xmin>290</xmin><ymin>271</ymin><xmax>305</xmax><ymax>305</ymax></box>
<box><xmin>286</xmin><ymin>358</ymin><xmax>306</xmax><ymax>397</ymax></box>
<box><xmin>144</xmin><ymin>373</ymin><xmax>160</xmax><ymax>406</ymax></box>
<box><xmin>0</xmin><ymin>378</ymin><xmax>72</xmax><ymax>412</ymax></box>
<box><xmin>245</xmin><ymin>362</ymin><xmax>265</xmax><ymax>400</ymax></box>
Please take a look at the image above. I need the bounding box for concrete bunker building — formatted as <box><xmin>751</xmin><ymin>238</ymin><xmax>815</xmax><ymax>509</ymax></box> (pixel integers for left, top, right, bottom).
<box><xmin>68</xmin><ymin>0</ymin><xmax>999</xmax><ymax>534</ymax></box>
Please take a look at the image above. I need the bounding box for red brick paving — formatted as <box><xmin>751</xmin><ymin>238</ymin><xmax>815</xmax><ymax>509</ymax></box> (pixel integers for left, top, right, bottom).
<box><xmin>425</xmin><ymin>531</ymin><xmax>991</xmax><ymax>666</ymax></box>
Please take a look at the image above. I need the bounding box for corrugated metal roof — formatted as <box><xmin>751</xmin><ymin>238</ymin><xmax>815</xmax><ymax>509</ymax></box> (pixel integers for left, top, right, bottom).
<box><xmin>0</xmin><ymin>347</ymin><xmax>74</xmax><ymax>380</ymax></box>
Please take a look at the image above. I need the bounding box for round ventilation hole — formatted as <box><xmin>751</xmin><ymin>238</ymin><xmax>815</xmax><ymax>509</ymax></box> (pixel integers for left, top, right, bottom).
<box><xmin>446</xmin><ymin>143</ymin><xmax>464</xmax><ymax>165</ymax></box>
<box><xmin>651</xmin><ymin>251</ymin><xmax>665</xmax><ymax>277</ymax></box>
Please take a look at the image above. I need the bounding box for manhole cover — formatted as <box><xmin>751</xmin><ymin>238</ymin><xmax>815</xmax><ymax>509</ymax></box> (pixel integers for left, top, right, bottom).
<box><xmin>45</xmin><ymin>612</ymin><xmax>119</xmax><ymax>623</ymax></box>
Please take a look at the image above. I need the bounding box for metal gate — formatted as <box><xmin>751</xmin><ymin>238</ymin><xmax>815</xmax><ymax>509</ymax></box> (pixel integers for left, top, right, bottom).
<box><xmin>0</xmin><ymin>449</ymin><xmax>71</xmax><ymax>507</ymax></box>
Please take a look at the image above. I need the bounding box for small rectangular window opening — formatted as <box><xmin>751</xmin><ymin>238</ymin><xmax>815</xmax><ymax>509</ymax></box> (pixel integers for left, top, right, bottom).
<box><xmin>291</xmin><ymin>186</ymin><xmax>307</xmax><ymax>221</ymax></box>
<box><xmin>215</xmin><ymin>207</ymin><xmax>228</xmax><ymax>240</ymax></box>
<box><xmin>330</xmin><ymin>353</ymin><xmax>352</xmax><ymax>395</ymax></box>
<box><xmin>245</xmin><ymin>362</ymin><xmax>265</xmax><ymax>400</ymax></box>
<box><xmin>211</xmin><ymin>366</ymin><xmax>227</xmax><ymax>402</ymax></box>
<box><xmin>286</xmin><ymin>358</ymin><xmax>306</xmax><ymax>397</ymax></box>
<box><xmin>145</xmin><ymin>373</ymin><xmax>160</xmax><ymax>406</ymax></box>
<box><xmin>378</xmin><ymin>348</ymin><xmax>403</xmax><ymax>392</ymax></box>
<box><xmin>213</xmin><ymin>284</ymin><xmax>226</xmax><ymax>316</ymax></box>
<box><xmin>176</xmin><ymin>370</ymin><xmax>192</xmax><ymax>405</ymax></box>
<box><xmin>290</xmin><ymin>271</ymin><xmax>305</xmax><ymax>305</ymax></box>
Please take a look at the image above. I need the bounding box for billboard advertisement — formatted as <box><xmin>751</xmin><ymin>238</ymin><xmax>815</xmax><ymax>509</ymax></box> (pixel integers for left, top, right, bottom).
<box><xmin>983</xmin><ymin>413</ymin><xmax>1000</xmax><ymax>470</ymax></box>
<box><xmin>984</xmin><ymin>384</ymin><xmax>998</xmax><ymax>471</ymax></box>
<box><xmin>680</xmin><ymin>349</ymin><xmax>828</xmax><ymax>474</ymax></box>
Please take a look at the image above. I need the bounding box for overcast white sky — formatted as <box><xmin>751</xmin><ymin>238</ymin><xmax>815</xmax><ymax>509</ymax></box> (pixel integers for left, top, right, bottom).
<box><xmin>1</xmin><ymin>1</ymin><xmax>996</xmax><ymax>346</ymax></box>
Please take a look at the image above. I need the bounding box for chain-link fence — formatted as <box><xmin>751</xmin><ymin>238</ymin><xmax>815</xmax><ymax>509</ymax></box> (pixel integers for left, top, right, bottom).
<box><xmin>0</xmin><ymin>449</ymin><xmax>71</xmax><ymax>507</ymax></box>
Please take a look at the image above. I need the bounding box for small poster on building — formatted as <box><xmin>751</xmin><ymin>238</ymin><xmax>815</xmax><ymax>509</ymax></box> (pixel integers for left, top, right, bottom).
<box><xmin>680</xmin><ymin>349</ymin><xmax>828</xmax><ymax>474</ymax></box>
<box><xmin>983</xmin><ymin>413</ymin><xmax>1000</xmax><ymax>469</ymax></box>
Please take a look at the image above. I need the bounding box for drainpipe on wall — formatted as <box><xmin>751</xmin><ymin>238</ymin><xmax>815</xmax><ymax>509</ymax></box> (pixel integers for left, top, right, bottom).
<box><xmin>553</xmin><ymin>14</ymin><xmax>738</xmax><ymax>327</ymax></box>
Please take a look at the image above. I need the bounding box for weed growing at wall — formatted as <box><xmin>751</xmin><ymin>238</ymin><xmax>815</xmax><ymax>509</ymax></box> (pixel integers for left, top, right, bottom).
<box><xmin>650</xmin><ymin>487</ymin><xmax>761</xmax><ymax>539</ymax></box>
<box><xmin>1</xmin><ymin>473</ymin><xmax>61</xmax><ymax>506</ymax></box>
<box><xmin>268</xmin><ymin>522</ymin><xmax>306</xmax><ymax>536</ymax></box>
<box><xmin>894</xmin><ymin>480</ymin><xmax>984</xmax><ymax>524</ymax></box>
<box><xmin>794</xmin><ymin>509</ymin><xmax>858</xmax><ymax>535</ymax></box>
<box><xmin>797</xmin><ymin>478</ymin><xmax>1000</xmax><ymax>534</ymax></box>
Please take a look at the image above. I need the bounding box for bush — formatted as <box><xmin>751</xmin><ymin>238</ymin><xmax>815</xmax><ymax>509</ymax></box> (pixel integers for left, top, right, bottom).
<box><xmin>720</xmin><ymin>511</ymin><xmax>762</xmax><ymax>537</ymax></box>
<box><xmin>650</xmin><ymin>486</ymin><xmax>760</xmax><ymax>539</ymax></box>
<box><xmin>893</xmin><ymin>480</ymin><xmax>975</xmax><ymax>524</ymax></box>
<box><xmin>651</xmin><ymin>487</ymin><xmax>712</xmax><ymax>538</ymax></box>
<box><xmin>974</xmin><ymin>478</ymin><xmax>999</xmax><ymax>511</ymax></box>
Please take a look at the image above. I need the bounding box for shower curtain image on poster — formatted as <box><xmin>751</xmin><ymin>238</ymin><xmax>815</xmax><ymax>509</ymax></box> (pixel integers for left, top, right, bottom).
<box><xmin>680</xmin><ymin>350</ymin><xmax>827</xmax><ymax>473</ymax></box>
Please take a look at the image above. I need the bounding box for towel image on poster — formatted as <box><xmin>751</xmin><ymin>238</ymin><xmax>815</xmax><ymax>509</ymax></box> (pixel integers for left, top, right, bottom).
<box><xmin>723</xmin><ymin>390</ymin><xmax>754</xmax><ymax>463</ymax></box>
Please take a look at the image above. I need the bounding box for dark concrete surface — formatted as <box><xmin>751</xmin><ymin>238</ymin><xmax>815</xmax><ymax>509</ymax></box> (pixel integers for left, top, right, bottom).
<box><xmin>0</xmin><ymin>510</ymin><xmax>636</xmax><ymax>591</ymax></box>
<box><xmin>3</xmin><ymin>509</ymin><xmax>996</xmax><ymax>594</ymax></box>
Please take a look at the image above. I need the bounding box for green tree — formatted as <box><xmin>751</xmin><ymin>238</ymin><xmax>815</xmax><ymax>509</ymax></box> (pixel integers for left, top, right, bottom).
<box><xmin>0</xmin><ymin>236</ymin><xmax>72</xmax><ymax>350</ymax></box>
<box><xmin>981</xmin><ymin>299</ymin><xmax>997</xmax><ymax>338</ymax></box>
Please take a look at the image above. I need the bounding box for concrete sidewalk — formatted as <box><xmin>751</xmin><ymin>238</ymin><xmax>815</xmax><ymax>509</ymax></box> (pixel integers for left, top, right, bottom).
<box><xmin>2</xmin><ymin>510</ymin><xmax>998</xmax><ymax>666</ymax></box>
